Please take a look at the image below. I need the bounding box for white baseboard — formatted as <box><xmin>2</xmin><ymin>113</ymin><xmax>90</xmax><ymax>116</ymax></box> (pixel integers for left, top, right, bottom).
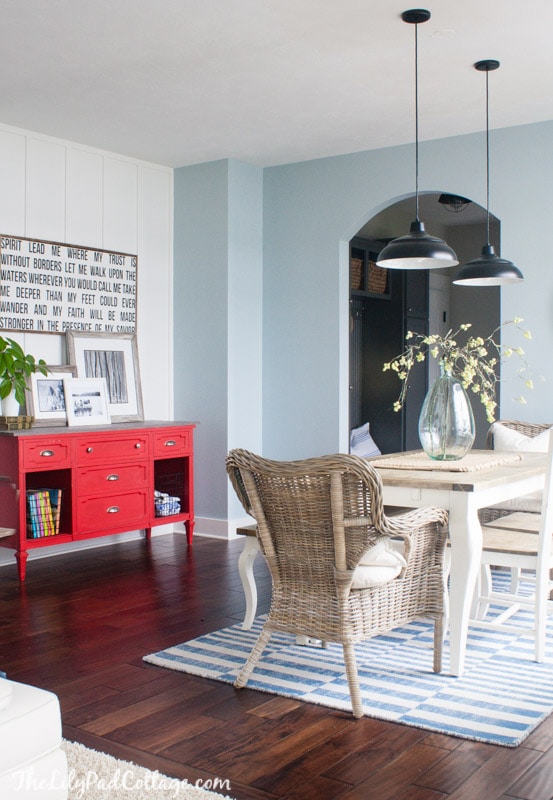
<box><xmin>0</xmin><ymin>516</ymin><xmax>255</xmax><ymax>572</ymax></box>
<box><xmin>173</xmin><ymin>516</ymin><xmax>255</xmax><ymax>540</ymax></box>
<box><xmin>0</xmin><ymin>527</ymin><xmax>168</xmax><ymax>569</ymax></box>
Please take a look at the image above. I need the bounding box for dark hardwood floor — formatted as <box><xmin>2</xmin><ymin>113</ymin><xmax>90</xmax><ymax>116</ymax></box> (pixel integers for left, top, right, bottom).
<box><xmin>1</xmin><ymin>534</ymin><xmax>553</xmax><ymax>800</ymax></box>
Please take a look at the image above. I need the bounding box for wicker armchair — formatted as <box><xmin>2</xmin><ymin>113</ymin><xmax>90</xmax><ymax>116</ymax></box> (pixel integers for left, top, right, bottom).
<box><xmin>226</xmin><ymin>449</ymin><xmax>448</xmax><ymax>719</ymax></box>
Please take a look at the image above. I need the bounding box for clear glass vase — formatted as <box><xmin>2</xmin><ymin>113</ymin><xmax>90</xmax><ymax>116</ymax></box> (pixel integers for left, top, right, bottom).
<box><xmin>418</xmin><ymin>363</ymin><xmax>475</xmax><ymax>460</ymax></box>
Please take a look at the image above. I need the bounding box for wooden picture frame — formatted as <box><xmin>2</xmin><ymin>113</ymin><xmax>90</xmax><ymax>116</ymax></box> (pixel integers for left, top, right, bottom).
<box><xmin>66</xmin><ymin>332</ymin><xmax>143</xmax><ymax>422</ymax></box>
<box><xmin>26</xmin><ymin>365</ymin><xmax>78</xmax><ymax>426</ymax></box>
<box><xmin>63</xmin><ymin>377</ymin><xmax>111</xmax><ymax>427</ymax></box>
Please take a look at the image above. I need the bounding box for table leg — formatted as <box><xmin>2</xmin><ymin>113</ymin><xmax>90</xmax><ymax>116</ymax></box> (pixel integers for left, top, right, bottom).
<box><xmin>238</xmin><ymin>535</ymin><xmax>261</xmax><ymax>629</ymax></box>
<box><xmin>447</xmin><ymin>492</ymin><xmax>482</xmax><ymax>676</ymax></box>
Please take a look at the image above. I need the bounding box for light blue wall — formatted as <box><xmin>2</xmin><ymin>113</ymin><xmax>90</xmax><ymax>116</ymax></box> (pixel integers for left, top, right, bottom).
<box><xmin>492</xmin><ymin>124</ymin><xmax>553</xmax><ymax>412</ymax></box>
<box><xmin>173</xmin><ymin>159</ymin><xmax>263</xmax><ymax>528</ymax></box>
<box><xmin>227</xmin><ymin>160</ymin><xmax>263</xmax><ymax>519</ymax></box>
<box><xmin>175</xmin><ymin>120</ymin><xmax>553</xmax><ymax>529</ymax></box>
<box><xmin>263</xmin><ymin>121</ymin><xmax>553</xmax><ymax>459</ymax></box>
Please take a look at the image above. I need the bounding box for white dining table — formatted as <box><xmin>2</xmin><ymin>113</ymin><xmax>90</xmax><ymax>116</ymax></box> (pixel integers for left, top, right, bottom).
<box><xmin>371</xmin><ymin>448</ymin><xmax>546</xmax><ymax>676</ymax></box>
<box><xmin>236</xmin><ymin>449</ymin><xmax>547</xmax><ymax>677</ymax></box>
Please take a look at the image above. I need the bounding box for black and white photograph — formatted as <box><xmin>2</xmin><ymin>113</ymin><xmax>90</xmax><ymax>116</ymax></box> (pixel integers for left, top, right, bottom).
<box><xmin>27</xmin><ymin>366</ymin><xmax>78</xmax><ymax>426</ymax></box>
<box><xmin>83</xmin><ymin>348</ymin><xmax>129</xmax><ymax>405</ymax></box>
<box><xmin>63</xmin><ymin>377</ymin><xmax>111</xmax><ymax>427</ymax></box>
<box><xmin>66</xmin><ymin>332</ymin><xmax>143</xmax><ymax>422</ymax></box>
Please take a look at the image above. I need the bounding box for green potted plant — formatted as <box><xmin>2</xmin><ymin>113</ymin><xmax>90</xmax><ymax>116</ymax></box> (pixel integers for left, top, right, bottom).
<box><xmin>0</xmin><ymin>336</ymin><xmax>48</xmax><ymax>416</ymax></box>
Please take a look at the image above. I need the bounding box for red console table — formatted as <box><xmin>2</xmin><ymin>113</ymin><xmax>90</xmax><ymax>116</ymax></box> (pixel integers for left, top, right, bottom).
<box><xmin>0</xmin><ymin>421</ymin><xmax>195</xmax><ymax>580</ymax></box>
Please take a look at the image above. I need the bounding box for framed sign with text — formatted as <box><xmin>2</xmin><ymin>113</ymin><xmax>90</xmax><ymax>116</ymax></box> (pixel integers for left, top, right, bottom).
<box><xmin>0</xmin><ymin>234</ymin><xmax>137</xmax><ymax>334</ymax></box>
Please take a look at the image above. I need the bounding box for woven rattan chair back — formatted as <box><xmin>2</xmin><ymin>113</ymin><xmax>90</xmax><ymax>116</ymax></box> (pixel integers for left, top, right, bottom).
<box><xmin>226</xmin><ymin>449</ymin><xmax>448</xmax><ymax>718</ymax></box>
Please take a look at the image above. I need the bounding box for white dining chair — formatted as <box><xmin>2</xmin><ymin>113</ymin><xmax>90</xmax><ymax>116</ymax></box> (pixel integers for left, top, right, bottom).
<box><xmin>472</xmin><ymin>435</ymin><xmax>553</xmax><ymax>661</ymax></box>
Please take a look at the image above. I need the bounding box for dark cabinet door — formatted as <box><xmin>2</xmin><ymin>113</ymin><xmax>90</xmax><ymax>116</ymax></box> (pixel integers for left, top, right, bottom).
<box><xmin>358</xmin><ymin>268</ymin><xmax>404</xmax><ymax>454</ymax></box>
<box><xmin>350</xmin><ymin>239</ymin><xmax>428</xmax><ymax>454</ymax></box>
<box><xmin>402</xmin><ymin>314</ymin><xmax>428</xmax><ymax>451</ymax></box>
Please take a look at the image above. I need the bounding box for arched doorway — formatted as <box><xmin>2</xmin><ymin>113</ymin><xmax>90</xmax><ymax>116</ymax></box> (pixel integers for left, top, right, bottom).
<box><xmin>349</xmin><ymin>192</ymin><xmax>500</xmax><ymax>454</ymax></box>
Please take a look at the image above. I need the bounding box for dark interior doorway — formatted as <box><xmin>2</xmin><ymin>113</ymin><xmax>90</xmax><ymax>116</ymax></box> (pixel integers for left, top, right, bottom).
<box><xmin>349</xmin><ymin>192</ymin><xmax>500</xmax><ymax>454</ymax></box>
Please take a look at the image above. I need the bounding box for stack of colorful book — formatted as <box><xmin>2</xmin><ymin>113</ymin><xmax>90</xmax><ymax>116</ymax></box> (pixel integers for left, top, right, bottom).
<box><xmin>26</xmin><ymin>489</ymin><xmax>62</xmax><ymax>538</ymax></box>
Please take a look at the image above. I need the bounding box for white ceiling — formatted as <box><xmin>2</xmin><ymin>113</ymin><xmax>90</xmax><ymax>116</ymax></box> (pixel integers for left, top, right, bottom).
<box><xmin>2</xmin><ymin>0</ymin><xmax>552</xmax><ymax>168</ymax></box>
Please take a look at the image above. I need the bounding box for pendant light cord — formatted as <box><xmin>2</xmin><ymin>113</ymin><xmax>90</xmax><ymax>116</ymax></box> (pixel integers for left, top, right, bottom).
<box><xmin>414</xmin><ymin>20</ymin><xmax>420</xmax><ymax>222</ymax></box>
<box><xmin>376</xmin><ymin>9</ymin><xmax>458</xmax><ymax>270</ymax></box>
<box><xmin>485</xmin><ymin>66</ymin><xmax>491</xmax><ymax>246</ymax></box>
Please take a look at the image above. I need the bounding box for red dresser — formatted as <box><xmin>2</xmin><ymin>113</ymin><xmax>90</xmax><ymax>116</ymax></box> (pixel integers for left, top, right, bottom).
<box><xmin>0</xmin><ymin>421</ymin><xmax>195</xmax><ymax>580</ymax></box>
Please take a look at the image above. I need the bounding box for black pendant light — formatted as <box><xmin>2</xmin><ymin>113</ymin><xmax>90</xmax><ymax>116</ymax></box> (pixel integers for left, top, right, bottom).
<box><xmin>438</xmin><ymin>193</ymin><xmax>471</xmax><ymax>213</ymax></box>
<box><xmin>453</xmin><ymin>60</ymin><xmax>523</xmax><ymax>286</ymax></box>
<box><xmin>377</xmin><ymin>9</ymin><xmax>458</xmax><ymax>270</ymax></box>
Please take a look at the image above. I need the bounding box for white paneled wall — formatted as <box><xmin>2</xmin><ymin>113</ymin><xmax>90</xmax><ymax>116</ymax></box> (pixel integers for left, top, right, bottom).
<box><xmin>0</xmin><ymin>123</ymin><xmax>174</xmax><ymax>569</ymax></box>
<box><xmin>103</xmin><ymin>157</ymin><xmax>139</xmax><ymax>253</ymax></box>
<box><xmin>0</xmin><ymin>129</ymin><xmax>26</xmax><ymax>235</ymax></box>
<box><xmin>138</xmin><ymin>166</ymin><xmax>173</xmax><ymax>416</ymax></box>
<box><xmin>66</xmin><ymin>148</ymin><xmax>104</xmax><ymax>245</ymax></box>
<box><xmin>0</xmin><ymin>122</ymin><xmax>173</xmax><ymax>417</ymax></box>
<box><xmin>26</xmin><ymin>137</ymin><xmax>66</xmax><ymax>241</ymax></box>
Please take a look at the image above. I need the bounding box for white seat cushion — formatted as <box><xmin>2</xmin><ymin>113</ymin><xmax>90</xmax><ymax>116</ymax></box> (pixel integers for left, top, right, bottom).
<box><xmin>351</xmin><ymin>539</ymin><xmax>406</xmax><ymax>589</ymax></box>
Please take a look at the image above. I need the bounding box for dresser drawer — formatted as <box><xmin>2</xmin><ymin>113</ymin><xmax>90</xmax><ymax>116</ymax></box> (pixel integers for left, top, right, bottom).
<box><xmin>153</xmin><ymin>428</ymin><xmax>191</xmax><ymax>457</ymax></box>
<box><xmin>75</xmin><ymin>433</ymin><xmax>149</xmax><ymax>464</ymax></box>
<box><xmin>77</xmin><ymin>489</ymin><xmax>149</xmax><ymax>533</ymax></box>
<box><xmin>22</xmin><ymin>438</ymin><xmax>71</xmax><ymax>469</ymax></box>
<box><xmin>78</xmin><ymin>462</ymin><xmax>149</xmax><ymax>495</ymax></box>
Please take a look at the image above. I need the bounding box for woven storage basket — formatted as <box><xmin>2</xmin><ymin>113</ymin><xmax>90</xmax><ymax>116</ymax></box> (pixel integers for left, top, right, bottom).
<box><xmin>0</xmin><ymin>415</ymin><xmax>33</xmax><ymax>431</ymax></box>
<box><xmin>350</xmin><ymin>257</ymin><xmax>363</xmax><ymax>290</ymax></box>
<box><xmin>154</xmin><ymin>493</ymin><xmax>181</xmax><ymax>517</ymax></box>
<box><xmin>368</xmin><ymin>261</ymin><xmax>387</xmax><ymax>293</ymax></box>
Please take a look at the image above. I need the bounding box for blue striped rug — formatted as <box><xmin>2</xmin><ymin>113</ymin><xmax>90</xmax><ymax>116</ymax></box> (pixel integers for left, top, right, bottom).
<box><xmin>143</xmin><ymin>575</ymin><xmax>553</xmax><ymax>747</ymax></box>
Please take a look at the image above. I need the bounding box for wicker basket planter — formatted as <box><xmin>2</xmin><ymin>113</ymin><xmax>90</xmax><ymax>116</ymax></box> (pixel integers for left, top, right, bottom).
<box><xmin>368</xmin><ymin>261</ymin><xmax>387</xmax><ymax>293</ymax></box>
<box><xmin>350</xmin><ymin>257</ymin><xmax>363</xmax><ymax>290</ymax></box>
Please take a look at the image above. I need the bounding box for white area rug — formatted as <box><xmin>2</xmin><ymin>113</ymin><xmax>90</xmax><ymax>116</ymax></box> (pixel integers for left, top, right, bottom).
<box><xmin>62</xmin><ymin>741</ymin><xmax>235</xmax><ymax>800</ymax></box>
<box><xmin>144</xmin><ymin>573</ymin><xmax>553</xmax><ymax>747</ymax></box>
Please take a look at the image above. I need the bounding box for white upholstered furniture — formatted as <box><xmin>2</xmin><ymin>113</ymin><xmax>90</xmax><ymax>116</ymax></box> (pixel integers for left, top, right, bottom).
<box><xmin>0</xmin><ymin>679</ymin><xmax>67</xmax><ymax>798</ymax></box>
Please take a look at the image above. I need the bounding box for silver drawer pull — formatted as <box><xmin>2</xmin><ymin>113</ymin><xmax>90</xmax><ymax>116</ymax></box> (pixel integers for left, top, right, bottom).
<box><xmin>87</xmin><ymin>447</ymin><xmax>93</xmax><ymax>453</ymax></box>
<box><xmin>134</xmin><ymin>442</ymin><xmax>141</xmax><ymax>449</ymax></box>
<box><xmin>107</xmin><ymin>506</ymin><xmax>120</xmax><ymax>514</ymax></box>
<box><xmin>165</xmin><ymin>440</ymin><xmax>176</xmax><ymax>447</ymax></box>
<box><xmin>40</xmin><ymin>450</ymin><xmax>54</xmax><ymax>457</ymax></box>
<box><xmin>106</xmin><ymin>474</ymin><xmax>119</xmax><ymax>481</ymax></box>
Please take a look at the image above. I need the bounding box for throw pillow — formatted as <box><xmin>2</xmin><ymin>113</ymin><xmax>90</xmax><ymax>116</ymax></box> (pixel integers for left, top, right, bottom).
<box><xmin>351</xmin><ymin>538</ymin><xmax>406</xmax><ymax>589</ymax></box>
<box><xmin>491</xmin><ymin>422</ymin><xmax>551</xmax><ymax>452</ymax></box>
<box><xmin>350</xmin><ymin>422</ymin><xmax>381</xmax><ymax>458</ymax></box>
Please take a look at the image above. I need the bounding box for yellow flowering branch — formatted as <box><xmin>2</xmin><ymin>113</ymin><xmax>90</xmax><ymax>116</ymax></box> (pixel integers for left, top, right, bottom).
<box><xmin>383</xmin><ymin>318</ymin><xmax>535</xmax><ymax>423</ymax></box>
